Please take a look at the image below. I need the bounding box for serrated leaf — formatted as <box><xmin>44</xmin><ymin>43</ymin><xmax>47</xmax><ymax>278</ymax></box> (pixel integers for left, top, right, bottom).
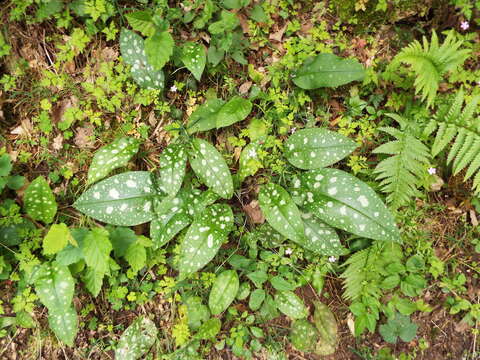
<box><xmin>34</xmin><ymin>262</ymin><xmax>75</xmax><ymax>311</ymax></box>
<box><xmin>293</xmin><ymin>53</ymin><xmax>365</xmax><ymax>89</ymax></box>
<box><xmin>258</xmin><ymin>183</ymin><xmax>304</xmax><ymax>242</ymax></box>
<box><xmin>208</xmin><ymin>270</ymin><xmax>239</xmax><ymax>315</ymax></box>
<box><xmin>145</xmin><ymin>30</ymin><xmax>174</xmax><ymax>70</ymax></box>
<box><xmin>249</xmin><ymin>289</ymin><xmax>265</xmax><ymax>311</ymax></box>
<box><xmin>284</xmin><ymin>128</ymin><xmax>357</xmax><ymax>169</ymax></box>
<box><xmin>87</xmin><ymin>137</ymin><xmax>140</xmax><ymax>185</ymax></box>
<box><xmin>178</xmin><ymin>204</ymin><xmax>233</xmax><ymax>277</ymax></box>
<box><xmin>274</xmin><ymin>291</ymin><xmax>308</xmax><ymax>319</ymax></box>
<box><xmin>181</xmin><ymin>42</ymin><xmax>206</xmax><ymax>81</ymax></box>
<box><xmin>159</xmin><ymin>143</ymin><xmax>187</xmax><ymax>196</ymax></box>
<box><xmin>296</xmin><ymin>169</ymin><xmax>401</xmax><ymax>242</ymax></box>
<box><xmin>82</xmin><ymin>228</ymin><xmax>112</xmax><ymax>275</ymax></box>
<box><xmin>24</xmin><ymin>176</ymin><xmax>57</xmax><ymax>224</ymax></box>
<box><xmin>115</xmin><ymin>316</ymin><xmax>158</xmax><ymax>360</ymax></box>
<box><xmin>313</xmin><ymin>301</ymin><xmax>337</xmax><ymax>355</ymax></box>
<box><xmin>300</xmin><ymin>213</ymin><xmax>345</xmax><ymax>256</ymax></box>
<box><xmin>290</xmin><ymin>319</ymin><xmax>318</xmax><ymax>352</ymax></box>
<box><xmin>43</xmin><ymin>223</ymin><xmax>73</xmax><ymax>256</ymax></box>
<box><xmin>125</xmin><ymin>11</ymin><xmax>155</xmax><ymax>37</ymax></box>
<box><xmin>108</xmin><ymin>227</ymin><xmax>137</xmax><ymax>258</ymax></box>
<box><xmin>83</xmin><ymin>267</ymin><xmax>104</xmax><ymax>297</ymax></box>
<box><xmin>124</xmin><ymin>241</ymin><xmax>146</xmax><ymax>272</ymax></box>
<box><xmin>48</xmin><ymin>306</ymin><xmax>78</xmax><ymax>346</ymax></box>
<box><xmin>187</xmin><ymin>98</ymin><xmax>225</xmax><ymax>134</ymax></box>
<box><xmin>215</xmin><ymin>96</ymin><xmax>252</xmax><ymax>129</ymax></box>
<box><xmin>56</xmin><ymin>244</ymin><xmax>83</xmax><ymax>266</ymax></box>
<box><xmin>189</xmin><ymin>139</ymin><xmax>233</xmax><ymax>199</ymax></box>
<box><xmin>74</xmin><ymin>171</ymin><xmax>158</xmax><ymax>226</ymax></box>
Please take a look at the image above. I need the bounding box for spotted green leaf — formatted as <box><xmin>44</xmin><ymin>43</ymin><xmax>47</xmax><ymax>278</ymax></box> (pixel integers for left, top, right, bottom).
<box><xmin>274</xmin><ymin>291</ymin><xmax>308</xmax><ymax>319</ymax></box>
<box><xmin>159</xmin><ymin>143</ymin><xmax>187</xmax><ymax>196</ymax></box>
<box><xmin>82</xmin><ymin>228</ymin><xmax>112</xmax><ymax>275</ymax></box>
<box><xmin>295</xmin><ymin>169</ymin><xmax>401</xmax><ymax>242</ymax></box>
<box><xmin>150</xmin><ymin>212</ymin><xmax>191</xmax><ymax>249</ymax></box>
<box><xmin>187</xmin><ymin>98</ymin><xmax>225</xmax><ymax>134</ymax></box>
<box><xmin>181</xmin><ymin>42</ymin><xmax>206</xmax><ymax>81</ymax></box>
<box><xmin>313</xmin><ymin>301</ymin><xmax>338</xmax><ymax>355</ymax></box>
<box><xmin>115</xmin><ymin>316</ymin><xmax>158</xmax><ymax>360</ymax></box>
<box><xmin>300</xmin><ymin>213</ymin><xmax>345</xmax><ymax>256</ymax></box>
<box><xmin>290</xmin><ymin>319</ymin><xmax>318</xmax><ymax>352</ymax></box>
<box><xmin>87</xmin><ymin>137</ymin><xmax>140</xmax><ymax>185</ymax></box>
<box><xmin>292</xmin><ymin>53</ymin><xmax>365</xmax><ymax>89</ymax></box>
<box><xmin>208</xmin><ymin>270</ymin><xmax>239</xmax><ymax>315</ymax></box>
<box><xmin>238</xmin><ymin>141</ymin><xmax>262</xmax><ymax>180</ymax></box>
<box><xmin>74</xmin><ymin>171</ymin><xmax>158</xmax><ymax>226</ymax></box>
<box><xmin>178</xmin><ymin>204</ymin><xmax>233</xmax><ymax>277</ymax></box>
<box><xmin>215</xmin><ymin>96</ymin><xmax>252</xmax><ymax>129</ymax></box>
<box><xmin>189</xmin><ymin>139</ymin><xmax>233</xmax><ymax>199</ymax></box>
<box><xmin>258</xmin><ymin>183</ymin><xmax>304</xmax><ymax>243</ymax></box>
<box><xmin>24</xmin><ymin>176</ymin><xmax>57</xmax><ymax>224</ymax></box>
<box><xmin>120</xmin><ymin>28</ymin><xmax>165</xmax><ymax>90</ymax></box>
<box><xmin>125</xmin><ymin>11</ymin><xmax>155</xmax><ymax>37</ymax></box>
<box><xmin>284</xmin><ymin>128</ymin><xmax>357</xmax><ymax>170</ymax></box>
<box><xmin>33</xmin><ymin>262</ymin><xmax>75</xmax><ymax>312</ymax></box>
<box><xmin>43</xmin><ymin>223</ymin><xmax>73</xmax><ymax>255</ymax></box>
<box><xmin>48</xmin><ymin>306</ymin><xmax>78</xmax><ymax>346</ymax></box>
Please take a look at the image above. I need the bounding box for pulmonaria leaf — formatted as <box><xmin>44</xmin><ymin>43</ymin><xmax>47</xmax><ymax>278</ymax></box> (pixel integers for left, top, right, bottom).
<box><xmin>238</xmin><ymin>141</ymin><xmax>263</xmax><ymax>181</ymax></box>
<box><xmin>120</xmin><ymin>28</ymin><xmax>164</xmax><ymax>90</ymax></box>
<box><xmin>181</xmin><ymin>42</ymin><xmax>206</xmax><ymax>81</ymax></box>
<box><xmin>300</xmin><ymin>213</ymin><xmax>345</xmax><ymax>256</ymax></box>
<box><xmin>296</xmin><ymin>169</ymin><xmax>401</xmax><ymax>242</ymax></box>
<box><xmin>292</xmin><ymin>53</ymin><xmax>365</xmax><ymax>89</ymax></box>
<box><xmin>313</xmin><ymin>301</ymin><xmax>338</xmax><ymax>356</ymax></box>
<box><xmin>81</xmin><ymin>227</ymin><xmax>112</xmax><ymax>275</ymax></box>
<box><xmin>145</xmin><ymin>30</ymin><xmax>174</xmax><ymax>71</ymax></box>
<box><xmin>188</xmin><ymin>139</ymin><xmax>233</xmax><ymax>199</ymax></box>
<box><xmin>115</xmin><ymin>316</ymin><xmax>158</xmax><ymax>360</ymax></box>
<box><xmin>48</xmin><ymin>306</ymin><xmax>78</xmax><ymax>346</ymax></box>
<box><xmin>215</xmin><ymin>96</ymin><xmax>252</xmax><ymax>129</ymax></box>
<box><xmin>187</xmin><ymin>98</ymin><xmax>225</xmax><ymax>134</ymax></box>
<box><xmin>284</xmin><ymin>128</ymin><xmax>357</xmax><ymax>169</ymax></box>
<box><xmin>24</xmin><ymin>176</ymin><xmax>57</xmax><ymax>224</ymax></box>
<box><xmin>290</xmin><ymin>319</ymin><xmax>318</xmax><ymax>352</ymax></box>
<box><xmin>158</xmin><ymin>143</ymin><xmax>187</xmax><ymax>196</ymax></box>
<box><xmin>274</xmin><ymin>291</ymin><xmax>308</xmax><ymax>319</ymax></box>
<box><xmin>43</xmin><ymin>223</ymin><xmax>73</xmax><ymax>255</ymax></box>
<box><xmin>195</xmin><ymin>318</ymin><xmax>222</xmax><ymax>340</ymax></box>
<box><xmin>248</xmin><ymin>288</ymin><xmax>266</xmax><ymax>311</ymax></box>
<box><xmin>208</xmin><ymin>270</ymin><xmax>239</xmax><ymax>315</ymax></box>
<box><xmin>33</xmin><ymin>262</ymin><xmax>75</xmax><ymax>312</ymax></box>
<box><xmin>258</xmin><ymin>183</ymin><xmax>304</xmax><ymax>243</ymax></box>
<box><xmin>87</xmin><ymin>137</ymin><xmax>140</xmax><ymax>185</ymax></box>
<box><xmin>74</xmin><ymin>171</ymin><xmax>158</xmax><ymax>226</ymax></box>
<box><xmin>178</xmin><ymin>204</ymin><xmax>233</xmax><ymax>278</ymax></box>
<box><xmin>125</xmin><ymin>11</ymin><xmax>155</xmax><ymax>37</ymax></box>
<box><xmin>150</xmin><ymin>212</ymin><xmax>191</xmax><ymax>249</ymax></box>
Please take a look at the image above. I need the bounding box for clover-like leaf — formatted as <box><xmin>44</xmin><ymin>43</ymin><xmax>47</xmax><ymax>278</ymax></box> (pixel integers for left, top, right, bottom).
<box><xmin>48</xmin><ymin>306</ymin><xmax>78</xmax><ymax>346</ymax></box>
<box><xmin>313</xmin><ymin>301</ymin><xmax>338</xmax><ymax>356</ymax></box>
<box><xmin>284</xmin><ymin>128</ymin><xmax>357</xmax><ymax>169</ymax></box>
<box><xmin>145</xmin><ymin>29</ymin><xmax>174</xmax><ymax>70</ymax></box>
<box><xmin>292</xmin><ymin>53</ymin><xmax>365</xmax><ymax>89</ymax></box>
<box><xmin>74</xmin><ymin>171</ymin><xmax>158</xmax><ymax>226</ymax></box>
<box><xmin>274</xmin><ymin>291</ymin><xmax>308</xmax><ymax>319</ymax></box>
<box><xmin>187</xmin><ymin>98</ymin><xmax>225</xmax><ymax>134</ymax></box>
<box><xmin>215</xmin><ymin>96</ymin><xmax>252</xmax><ymax>129</ymax></box>
<box><xmin>159</xmin><ymin>143</ymin><xmax>187</xmax><ymax>196</ymax></box>
<box><xmin>115</xmin><ymin>316</ymin><xmax>158</xmax><ymax>360</ymax></box>
<box><xmin>300</xmin><ymin>213</ymin><xmax>345</xmax><ymax>256</ymax></box>
<box><xmin>24</xmin><ymin>176</ymin><xmax>57</xmax><ymax>224</ymax></box>
<box><xmin>258</xmin><ymin>183</ymin><xmax>304</xmax><ymax>243</ymax></box>
<box><xmin>87</xmin><ymin>137</ymin><xmax>140</xmax><ymax>185</ymax></box>
<box><xmin>181</xmin><ymin>42</ymin><xmax>206</xmax><ymax>81</ymax></box>
<box><xmin>178</xmin><ymin>204</ymin><xmax>233</xmax><ymax>277</ymax></box>
<box><xmin>208</xmin><ymin>270</ymin><xmax>239</xmax><ymax>315</ymax></box>
<box><xmin>295</xmin><ymin>169</ymin><xmax>401</xmax><ymax>242</ymax></box>
<box><xmin>189</xmin><ymin>139</ymin><xmax>233</xmax><ymax>199</ymax></box>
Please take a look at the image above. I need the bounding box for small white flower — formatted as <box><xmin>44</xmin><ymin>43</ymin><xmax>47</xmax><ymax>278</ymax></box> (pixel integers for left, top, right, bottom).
<box><xmin>248</xmin><ymin>148</ymin><xmax>257</xmax><ymax>158</ymax></box>
<box><xmin>428</xmin><ymin>167</ymin><xmax>436</xmax><ymax>175</ymax></box>
<box><xmin>328</xmin><ymin>256</ymin><xmax>336</xmax><ymax>263</ymax></box>
<box><xmin>290</xmin><ymin>127</ymin><xmax>297</xmax><ymax>134</ymax></box>
<box><xmin>285</xmin><ymin>248</ymin><xmax>293</xmax><ymax>255</ymax></box>
<box><xmin>461</xmin><ymin>21</ymin><xmax>470</xmax><ymax>30</ymax></box>
<box><xmin>170</xmin><ymin>85</ymin><xmax>177</xmax><ymax>92</ymax></box>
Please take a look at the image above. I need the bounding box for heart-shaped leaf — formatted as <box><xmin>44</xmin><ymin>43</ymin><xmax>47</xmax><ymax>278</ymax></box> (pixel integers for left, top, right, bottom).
<box><xmin>274</xmin><ymin>291</ymin><xmax>308</xmax><ymax>319</ymax></box>
<box><xmin>187</xmin><ymin>98</ymin><xmax>225</xmax><ymax>134</ymax></box>
<box><xmin>115</xmin><ymin>316</ymin><xmax>158</xmax><ymax>360</ymax></box>
<box><xmin>24</xmin><ymin>176</ymin><xmax>57</xmax><ymax>224</ymax></box>
<box><xmin>178</xmin><ymin>204</ymin><xmax>233</xmax><ymax>277</ymax></box>
<box><xmin>296</xmin><ymin>169</ymin><xmax>401</xmax><ymax>242</ymax></box>
<box><xmin>145</xmin><ymin>30</ymin><xmax>174</xmax><ymax>70</ymax></box>
<box><xmin>300</xmin><ymin>213</ymin><xmax>345</xmax><ymax>256</ymax></box>
<box><xmin>87</xmin><ymin>137</ymin><xmax>140</xmax><ymax>185</ymax></box>
<box><xmin>181</xmin><ymin>42</ymin><xmax>206</xmax><ymax>81</ymax></box>
<box><xmin>292</xmin><ymin>53</ymin><xmax>365</xmax><ymax>89</ymax></box>
<box><xmin>189</xmin><ymin>139</ymin><xmax>233</xmax><ymax>199</ymax></box>
<box><xmin>215</xmin><ymin>96</ymin><xmax>252</xmax><ymax>129</ymax></box>
<box><xmin>208</xmin><ymin>270</ymin><xmax>239</xmax><ymax>315</ymax></box>
<box><xmin>158</xmin><ymin>143</ymin><xmax>187</xmax><ymax>196</ymax></box>
<box><xmin>48</xmin><ymin>306</ymin><xmax>78</xmax><ymax>346</ymax></box>
<box><xmin>284</xmin><ymin>128</ymin><xmax>357</xmax><ymax>169</ymax></box>
<box><xmin>74</xmin><ymin>171</ymin><xmax>158</xmax><ymax>226</ymax></box>
<box><xmin>258</xmin><ymin>183</ymin><xmax>304</xmax><ymax>243</ymax></box>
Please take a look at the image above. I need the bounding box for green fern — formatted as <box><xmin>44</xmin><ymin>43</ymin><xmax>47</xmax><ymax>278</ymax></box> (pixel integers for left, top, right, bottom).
<box><xmin>392</xmin><ymin>31</ymin><xmax>470</xmax><ymax>107</ymax></box>
<box><xmin>373</xmin><ymin>114</ymin><xmax>431</xmax><ymax>210</ymax></box>
<box><xmin>424</xmin><ymin>89</ymin><xmax>480</xmax><ymax>193</ymax></box>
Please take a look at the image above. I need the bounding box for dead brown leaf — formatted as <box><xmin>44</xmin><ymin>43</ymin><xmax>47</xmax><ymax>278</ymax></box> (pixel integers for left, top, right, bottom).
<box><xmin>74</xmin><ymin>125</ymin><xmax>95</xmax><ymax>149</ymax></box>
<box><xmin>470</xmin><ymin>209</ymin><xmax>478</xmax><ymax>227</ymax></box>
<box><xmin>11</xmin><ymin>119</ymin><xmax>34</xmax><ymax>138</ymax></box>
<box><xmin>52</xmin><ymin>133</ymin><xmax>63</xmax><ymax>151</ymax></box>
<box><xmin>269</xmin><ymin>24</ymin><xmax>287</xmax><ymax>42</ymax></box>
<box><xmin>243</xmin><ymin>200</ymin><xmax>265</xmax><ymax>224</ymax></box>
<box><xmin>239</xmin><ymin>81</ymin><xmax>252</xmax><ymax>94</ymax></box>
<box><xmin>238</xmin><ymin>13</ymin><xmax>250</xmax><ymax>34</ymax></box>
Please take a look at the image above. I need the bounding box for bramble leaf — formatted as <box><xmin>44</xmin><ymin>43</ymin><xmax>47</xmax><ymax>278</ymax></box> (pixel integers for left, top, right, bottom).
<box><xmin>43</xmin><ymin>223</ymin><xmax>73</xmax><ymax>255</ymax></box>
<box><xmin>181</xmin><ymin>42</ymin><xmax>206</xmax><ymax>81</ymax></box>
<box><xmin>208</xmin><ymin>270</ymin><xmax>239</xmax><ymax>315</ymax></box>
<box><xmin>124</xmin><ymin>241</ymin><xmax>147</xmax><ymax>273</ymax></box>
<box><xmin>24</xmin><ymin>176</ymin><xmax>57</xmax><ymax>224</ymax></box>
<box><xmin>145</xmin><ymin>30</ymin><xmax>174</xmax><ymax>70</ymax></box>
<box><xmin>83</xmin><ymin>268</ymin><xmax>104</xmax><ymax>297</ymax></box>
<box><xmin>125</xmin><ymin>11</ymin><xmax>155</xmax><ymax>37</ymax></box>
<box><xmin>274</xmin><ymin>291</ymin><xmax>308</xmax><ymax>319</ymax></box>
<box><xmin>159</xmin><ymin>143</ymin><xmax>187</xmax><ymax>196</ymax></box>
<box><xmin>82</xmin><ymin>228</ymin><xmax>112</xmax><ymax>275</ymax></box>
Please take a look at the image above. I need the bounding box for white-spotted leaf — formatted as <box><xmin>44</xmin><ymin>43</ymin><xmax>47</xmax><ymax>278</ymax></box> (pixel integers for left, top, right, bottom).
<box><xmin>150</xmin><ymin>212</ymin><xmax>191</xmax><ymax>249</ymax></box>
<box><xmin>300</xmin><ymin>213</ymin><xmax>345</xmax><ymax>256</ymax></box>
<box><xmin>87</xmin><ymin>137</ymin><xmax>140</xmax><ymax>185</ymax></box>
<box><xmin>189</xmin><ymin>139</ymin><xmax>233</xmax><ymax>199</ymax></box>
<box><xmin>74</xmin><ymin>171</ymin><xmax>158</xmax><ymax>226</ymax></box>
<box><xmin>274</xmin><ymin>291</ymin><xmax>308</xmax><ymax>319</ymax></box>
<box><xmin>34</xmin><ymin>262</ymin><xmax>75</xmax><ymax>311</ymax></box>
<box><xmin>238</xmin><ymin>141</ymin><xmax>262</xmax><ymax>180</ymax></box>
<box><xmin>293</xmin><ymin>53</ymin><xmax>365</xmax><ymax>89</ymax></box>
<box><xmin>159</xmin><ymin>143</ymin><xmax>187</xmax><ymax>196</ymax></box>
<box><xmin>258</xmin><ymin>183</ymin><xmax>304</xmax><ymax>243</ymax></box>
<box><xmin>208</xmin><ymin>270</ymin><xmax>239</xmax><ymax>315</ymax></box>
<box><xmin>187</xmin><ymin>98</ymin><xmax>225</xmax><ymax>134</ymax></box>
<box><xmin>48</xmin><ymin>306</ymin><xmax>78</xmax><ymax>346</ymax></box>
<box><xmin>115</xmin><ymin>316</ymin><xmax>158</xmax><ymax>360</ymax></box>
<box><xmin>145</xmin><ymin>30</ymin><xmax>174</xmax><ymax>71</ymax></box>
<box><xmin>181</xmin><ymin>42</ymin><xmax>206</xmax><ymax>81</ymax></box>
<box><xmin>313</xmin><ymin>301</ymin><xmax>338</xmax><ymax>355</ymax></box>
<box><xmin>215</xmin><ymin>96</ymin><xmax>252</xmax><ymax>129</ymax></box>
<box><xmin>284</xmin><ymin>128</ymin><xmax>357</xmax><ymax>169</ymax></box>
<box><xmin>24</xmin><ymin>176</ymin><xmax>57</xmax><ymax>224</ymax></box>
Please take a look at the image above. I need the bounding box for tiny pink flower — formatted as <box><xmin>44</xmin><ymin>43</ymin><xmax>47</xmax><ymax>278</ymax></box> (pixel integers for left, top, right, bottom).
<box><xmin>461</xmin><ymin>21</ymin><xmax>469</xmax><ymax>30</ymax></box>
<box><xmin>428</xmin><ymin>167</ymin><xmax>436</xmax><ymax>175</ymax></box>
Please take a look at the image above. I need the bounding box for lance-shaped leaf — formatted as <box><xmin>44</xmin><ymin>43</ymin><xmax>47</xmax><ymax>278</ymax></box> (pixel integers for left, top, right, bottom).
<box><xmin>48</xmin><ymin>306</ymin><xmax>78</xmax><ymax>346</ymax></box>
<box><xmin>159</xmin><ymin>143</ymin><xmax>187</xmax><ymax>196</ymax></box>
<box><xmin>284</xmin><ymin>128</ymin><xmax>357</xmax><ymax>170</ymax></box>
<box><xmin>292</xmin><ymin>53</ymin><xmax>365</xmax><ymax>89</ymax></box>
<box><xmin>215</xmin><ymin>96</ymin><xmax>252</xmax><ymax>129</ymax></box>
<box><xmin>120</xmin><ymin>28</ymin><xmax>164</xmax><ymax>90</ymax></box>
<box><xmin>290</xmin><ymin>319</ymin><xmax>318</xmax><ymax>352</ymax></box>
<box><xmin>178</xmin><ymin>204</ymin><xmax>233</xmax><ymax>277</ymax></box>
<box><xmin>208</xmin><ymin>270</ymin><xmax>239</xmax><ymax>315</ymax></box>
<box><xmin>74</xmin><ymin>171</ymin><xmax>158</xmax><ymax>226</ymax></box>
<box><xmin>187</xmin><ymin>98</ymin><xmax>225</xmax><ymax>134</ymax></box>
<box><xmin>274</xmin><ymin>291</ymin><xmax>308</xmax><ymax>319</ymax></box>
<box><xmin>34</xmin><ymin>262</ymin><xmax>75</xmax><ymax>311</ymax></box>
<box><xmin>24</xmin><ymin>176</ymin><xmax>57</xmax><ymax>224</ymax></box>
<box><xmin>145</xmin><ymin>30</ymin><xmax>174</xmax><ymax>70</ymax></box>
<box><xmin>150</xmin><ymin>212</ymin><xmax>191</xmax><ymax>249</ymax></box>
<box><xmin>313</xmin><ymin>301</ymin><xmax>338</xmax><ymax>356</ymax></box>
<box><xmin>297</xmin><ymin>168</ymin><xmax>401</xmax><ymax>242</ymax></box>
<box><xmin>181</xmin><ymin>42</ymin><xmax>206</xmax><ymax>81</ymax></box>
<box><xmin>115</xmin><ymin>316</ymin><xmax>158</xmax><ymax>360</ymax></box>
<box><xmin>300</xmin><ymin>213</ymin><xmax>345</xmax><ymax>256</ymax></box>
<box><xmin>87</xmin><ymin>137</ymin><xmax>140</xmax><ymax>185</ymax></box>
<box><xmin>189</xmin><ymin>139</ymin><xmax>233</xmax><ymax>199</ymax></box>
<box><xmin>258</xmin><ymin>183</ymin><xmax>304</xmax><ymax>243</ymax></box>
